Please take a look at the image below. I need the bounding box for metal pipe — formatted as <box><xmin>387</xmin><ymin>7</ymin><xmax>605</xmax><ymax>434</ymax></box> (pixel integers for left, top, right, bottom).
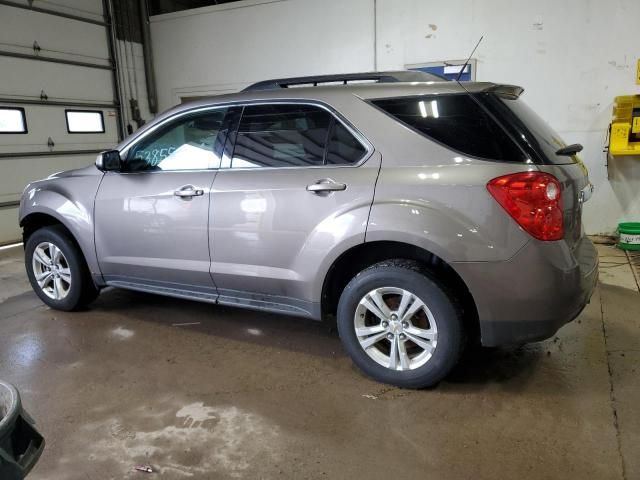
<box><xmin>0</xmin><ymin>49</ymin><xmax>112</xmax><ymax>70</ymax></box>
<box><xmin>0</xmin><ymin>0</ymin><xmax>107</xmax><ymax>26</ymax></box>
<box><xmin>139</xmin><ymin>0</ymin><xmax>158</xmax><ymax>114</ymax></box>
<box><xmin>103</xmin><ymin>0</ymin><xmax>126</xmax><ymax>140</ymax></box>
<box><xmin>373</xmin><ymin>0</ymin><xmax>377</xmax><ymax>71</ymax></box>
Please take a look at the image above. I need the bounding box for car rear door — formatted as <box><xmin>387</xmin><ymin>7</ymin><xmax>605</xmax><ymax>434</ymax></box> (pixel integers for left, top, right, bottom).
<box><xmin>94</xmin><ymin>107</ymin><xmax>233</xmax><ymax>297</ymax></box>
<box><xmin>209</xmin><ymin>102</ymin><xmax>380</xmax><ymax>318</ymax></box>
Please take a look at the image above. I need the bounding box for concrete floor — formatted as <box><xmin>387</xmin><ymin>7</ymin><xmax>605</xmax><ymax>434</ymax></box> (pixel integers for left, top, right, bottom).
<box><xmin>0</xmin><ymin>244</ymin><xmax>638</xmax><ymax>480</ymax></box>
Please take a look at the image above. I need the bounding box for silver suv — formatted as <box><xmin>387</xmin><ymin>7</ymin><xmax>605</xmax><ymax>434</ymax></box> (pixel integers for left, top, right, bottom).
<box><xmin>19</xmin><ymin>71</ymin><xmax>598</xmax><ymax>388</ymax></box>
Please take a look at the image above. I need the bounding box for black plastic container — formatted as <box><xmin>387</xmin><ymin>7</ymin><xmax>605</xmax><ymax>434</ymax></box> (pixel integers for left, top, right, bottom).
<box><xmin>0</xmin><ymin>381</ymin><xmax>44</xmax><ymax>479</ymax></box>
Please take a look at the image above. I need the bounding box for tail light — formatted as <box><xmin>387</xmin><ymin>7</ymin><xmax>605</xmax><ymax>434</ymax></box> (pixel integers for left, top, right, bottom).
<box><xmin>487</xmin><ymin>172</ymin><xmax>563</xmax><ymax>241</ymax></box>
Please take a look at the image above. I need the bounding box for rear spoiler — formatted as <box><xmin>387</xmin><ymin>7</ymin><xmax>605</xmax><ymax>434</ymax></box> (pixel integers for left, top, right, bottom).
<box><xmin>487</xmin><ymin>84</ymin><xmax>524</xmax><ymax>99</ymax></box>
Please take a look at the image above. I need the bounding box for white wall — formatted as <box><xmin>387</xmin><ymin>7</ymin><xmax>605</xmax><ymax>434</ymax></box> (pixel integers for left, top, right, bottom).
<box><xmin>150</xmin><ymin>0</ymin><xmax>640</xmax><ymax>235</ymax></box>
<box><xmin>150</xmin><ymin>0</ymin><xmax>375</xmax><ymax>106</ymax></box>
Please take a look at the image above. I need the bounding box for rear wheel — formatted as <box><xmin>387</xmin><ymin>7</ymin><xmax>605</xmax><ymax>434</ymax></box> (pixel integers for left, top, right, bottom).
<box><xmin>25</xmin><ymin>226</ymin><xmax>99</xmax><ymax>311</ymax></box>
<box><xmin>337</xmin><ymin>260</ymin><xmax>464</xmax><ymax>388</ymax></box>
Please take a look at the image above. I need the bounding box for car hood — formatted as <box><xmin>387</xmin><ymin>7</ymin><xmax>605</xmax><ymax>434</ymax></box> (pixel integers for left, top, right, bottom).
<box><xmin>46</xmin><ymin>165</ymin><xmax>102</xmax><ymax>180</ymax></box>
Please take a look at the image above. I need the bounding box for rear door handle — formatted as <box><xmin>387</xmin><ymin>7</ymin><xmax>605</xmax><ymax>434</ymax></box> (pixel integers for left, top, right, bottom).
<box><xmin>174</xmin><ymin>185</ymin><xmax>204</xmax><ymax>198</ymax></box>
<box><xmin>306</xmin><ymin>179</ymin><xmax>347</xmax><ymax>194</ymax></box>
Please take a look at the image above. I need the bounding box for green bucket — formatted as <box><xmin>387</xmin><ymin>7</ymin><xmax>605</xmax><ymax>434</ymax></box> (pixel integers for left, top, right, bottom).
<box><xmin>618</xmin><ymin>222</ymin><xmax>640</xmax><ymax>251</ymax></box>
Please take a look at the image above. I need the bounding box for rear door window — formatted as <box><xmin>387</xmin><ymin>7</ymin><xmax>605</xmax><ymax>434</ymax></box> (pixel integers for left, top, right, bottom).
<box><xmin>230</xmin><ymin>104</ymin><xmax>368</xmax><ymax>168</ymax></box>
<box><xmin>232</xmin><ymin>104</ymin><xmax>331</xmax><ymax>168</ymax></box>
<box><xmin>371</xmin><ymin>94</ymin><xmax>527</xmax><ymax>162</ymax></box>
<box><xmin>326</xmin><ymin>121</ymin><xmax>368</xmax><ymax>165</ymax></box>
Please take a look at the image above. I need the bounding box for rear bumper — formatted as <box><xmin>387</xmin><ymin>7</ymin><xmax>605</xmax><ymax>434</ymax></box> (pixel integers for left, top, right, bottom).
<box><xmin>453</xmin><ymin>236</ymin><xmax>599</xmax><ymax>346</ymax></box>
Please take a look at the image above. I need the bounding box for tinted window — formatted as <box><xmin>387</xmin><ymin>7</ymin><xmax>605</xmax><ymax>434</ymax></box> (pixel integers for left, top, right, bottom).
<box><xmin>372</xmin><ymin>95</ymin><xmax>526</xmax><ymax>162</ymax></box>
<box><xmin>481</xmin><ymin>93</ymin><xmax>577</xmax><ymax>165</ymax></box>
<box><xmin>126</xmin><ymin>108</ymin><xmax>229</xmax><ymax>171</ymax></box>
<box><xmin>232</xmin><ymin>104</ymin><xmax>331</xmax><ymax>168</ymax></box>
<box><xmin>326</xmin><ymin>121</ymin><xmax>367</xmax><ymax>165</ymax></box>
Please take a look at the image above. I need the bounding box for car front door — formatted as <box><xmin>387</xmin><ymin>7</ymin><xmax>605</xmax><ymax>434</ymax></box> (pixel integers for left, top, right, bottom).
<box><xmin>95</xmin><ymin>107</ymin><xmax>233</xmax><ymax>298</ymax></box>
<box><xmin>209</xmin><ymin>102</ymin><xmax>381</xmax><ymax>317</ymax></box>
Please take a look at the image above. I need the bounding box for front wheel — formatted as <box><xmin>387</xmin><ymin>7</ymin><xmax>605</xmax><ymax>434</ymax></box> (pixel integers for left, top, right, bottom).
<box><xmin>25</xmin><ymin>226</ymin><xmax>99</xmax><ymax>311</ymax></box>
<box><xmin>337</xmin><ymin>260</ymin><xmax>464</xmax><ymax>388</ymax></box>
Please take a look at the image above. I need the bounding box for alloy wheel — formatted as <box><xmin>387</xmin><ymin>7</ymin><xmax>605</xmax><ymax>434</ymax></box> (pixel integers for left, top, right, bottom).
<box><xmin>31</xmin><ymin>242</ymin><xmax>72</xmax><ymax>300</ymax></box>
<box><xmin>354</xmin><ymin>287</ymin><xmax>438</xmax><ymax>371</ymax></box>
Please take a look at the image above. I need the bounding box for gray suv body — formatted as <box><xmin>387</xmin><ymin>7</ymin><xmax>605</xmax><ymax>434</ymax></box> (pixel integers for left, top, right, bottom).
<box><xmin>19</xmin><ymin>72</ymin><xmax>598</xmax><ymax>388</ymax></box>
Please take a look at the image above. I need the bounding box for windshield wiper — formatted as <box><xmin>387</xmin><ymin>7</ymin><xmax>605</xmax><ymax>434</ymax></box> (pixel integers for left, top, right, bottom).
<box><xmin>556</xmin><ymin>144</ymin><xmax>583</xmax><ymax>156</ymax></box>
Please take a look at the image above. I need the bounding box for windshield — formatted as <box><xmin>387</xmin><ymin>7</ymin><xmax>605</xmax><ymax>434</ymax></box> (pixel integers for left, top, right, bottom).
<box><xmin>481</xmin><ymin>94</ymin><xmax>578</xmax><ymax>165</ymax></box>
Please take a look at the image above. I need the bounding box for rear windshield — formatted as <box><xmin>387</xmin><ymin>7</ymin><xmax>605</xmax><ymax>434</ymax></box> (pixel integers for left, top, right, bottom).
<box><xmin>371</xmin><ymin>94</ymin><xmax>527</xmax><ymax>162</ymax></box>
<box><xmin>480</xmin><ymin>94</ymin><xmax>577</xmax><ymax>165</ymax></box>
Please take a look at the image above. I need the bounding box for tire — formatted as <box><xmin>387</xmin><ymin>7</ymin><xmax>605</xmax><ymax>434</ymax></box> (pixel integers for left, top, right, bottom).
<box><xmin>25</xmin><ymin>225</ymin><xmax>99</xmax><ymax>311</ymax></box>
<box><xmin>337</xmin><ymin>260</ymin><xmax>464</xmax><ymax>388</ymax></box>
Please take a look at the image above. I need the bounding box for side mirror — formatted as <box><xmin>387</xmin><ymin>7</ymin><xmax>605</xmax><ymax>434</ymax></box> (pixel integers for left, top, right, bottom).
<box><xmin>95</xmin><ymin>150</ymin><xmax>122</xmax><ymax>171</ymax></box>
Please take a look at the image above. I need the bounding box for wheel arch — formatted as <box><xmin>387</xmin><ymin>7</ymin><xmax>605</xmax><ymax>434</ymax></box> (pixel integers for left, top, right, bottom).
<box><xmin>22</xmin><ymin>211</ymin><xmax>67</xmax><ymax>242</ymax></box>
<box><xmin>20</xmin><ymin>210</ymin><xmax>101</xmax><ymax>285</ymax></box>
<box><xmin>321</xmin><ymin>240</ymin><xmax>479</xmax><ymax>340</ymax></box>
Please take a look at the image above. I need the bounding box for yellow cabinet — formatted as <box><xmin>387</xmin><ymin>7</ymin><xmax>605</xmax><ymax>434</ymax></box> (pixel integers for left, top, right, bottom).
<box><xmin>609</xmin><ymin>95</ymin><xmax>640</xmax><ymax>156</ymax></box>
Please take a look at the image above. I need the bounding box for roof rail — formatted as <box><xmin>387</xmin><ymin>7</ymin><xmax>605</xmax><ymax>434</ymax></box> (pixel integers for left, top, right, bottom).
<box><xmin>242</xmin><ymin>70</ymin><xmax>448</xmax><ymax>92</ymax></box>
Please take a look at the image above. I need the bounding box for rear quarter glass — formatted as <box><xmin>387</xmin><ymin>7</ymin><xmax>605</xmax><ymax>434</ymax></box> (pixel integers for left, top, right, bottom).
<box><xmin>477</xmin><ymin>93</ymin><xmax>579</xmax><ymax>166</ymax></box>
<box><xmin>370</xmin><ymin>94</ymin><xmax>528</xmax><ymax>163</ymax></box>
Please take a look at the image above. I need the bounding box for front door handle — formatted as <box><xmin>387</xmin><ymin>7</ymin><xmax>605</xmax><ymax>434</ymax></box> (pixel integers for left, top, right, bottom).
<box><xmin>306</xmin><ymin>179</ymin><xmax>347</xmax><ymax>194</ymax></box>
<box><xmin>174</xmin><ymin>185</ymin><xmax>204</xmax><ymax>199</ymax></box>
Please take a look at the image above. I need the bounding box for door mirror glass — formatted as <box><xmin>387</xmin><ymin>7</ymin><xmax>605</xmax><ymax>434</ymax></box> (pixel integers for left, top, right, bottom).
<box><xmin>96</xmin><ymin>150</ymin><xmax>122</xmax><ymax>171</ymax></box>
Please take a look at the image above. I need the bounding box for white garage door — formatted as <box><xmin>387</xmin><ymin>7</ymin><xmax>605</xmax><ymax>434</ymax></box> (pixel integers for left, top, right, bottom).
<box><xmin>0</xmin><ymin>0</ymin><xmax>122</xmax><ymax>244</ymax></box>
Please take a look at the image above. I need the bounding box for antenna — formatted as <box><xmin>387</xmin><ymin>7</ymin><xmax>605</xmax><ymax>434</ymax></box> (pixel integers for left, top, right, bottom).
<box><xmin>456</xmin><ymin>35</ymin><xmax>484</xmax><ymax>82</ymax></box>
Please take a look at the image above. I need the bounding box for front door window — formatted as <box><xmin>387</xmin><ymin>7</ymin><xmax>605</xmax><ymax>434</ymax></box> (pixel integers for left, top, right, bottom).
<box><xmin>125</xmin><ymin>108</ymin><xmax>231</xmax><ymax>172</ymax></box>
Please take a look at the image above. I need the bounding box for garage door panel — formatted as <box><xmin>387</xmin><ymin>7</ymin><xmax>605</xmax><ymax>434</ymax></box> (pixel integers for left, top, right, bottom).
<box><xmin>0</xmin><ymin>154</ymin><xmax>98</xmax><ymax>203</ymax></box>
<box><xmin>10</xmin><ymin>0</ymin><xmax>104</xmax><ymax>23</ymax></box>
<box><xmin>0</xmin><ymin>140</ymin><xmax>115</xmax><ymax>155</ymax></box>
<box><xmin>0</xmin><ymin>0</ymin><xmax>120</xmax><ymax>244</ymax></box>
<box><xmin>0</xmin><ymin>57</ymin><xmax>114</xmax><ymax>102</ymax></box>
<box><xmin>0</xmin><ymin>208</ymin><xmax>21</xmax><ymax>244</ymax></box>
<box><xmin>0</xmin><ymin>106</ymin><xmax>118</xmax><ymax>153</ymax></box>
<box><xmin>0</xmin><ymin>5</ymin><xmax>110</xmax><ymax>66</ymax></box>
<box><xmin>0</xmin><ymin>153</ymin><xmax>98</xmax><ymax>243</ymax></box>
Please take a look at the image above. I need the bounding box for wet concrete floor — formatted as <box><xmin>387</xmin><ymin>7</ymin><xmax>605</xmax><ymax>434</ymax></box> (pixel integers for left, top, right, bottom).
<box><xmin>0</xmin><ymin>244</ymin><xmax>638</xmax><ymax>479</ymax></box>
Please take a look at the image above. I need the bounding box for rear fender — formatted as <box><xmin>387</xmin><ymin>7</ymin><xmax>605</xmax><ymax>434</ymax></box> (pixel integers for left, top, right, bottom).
<box><xmin>366</xmin><ymin>198</ymin><xmax>529</xmax><ymax>264</ymax></box>
<box><xmin>366</xmin><ymin>163</ymin><xmax>534</xmax><ymax>263</ymax></box>
<box><xmin>293</xmin><ymin>203</ymin><xmax>373</xmax><ymax>311</ymax></box>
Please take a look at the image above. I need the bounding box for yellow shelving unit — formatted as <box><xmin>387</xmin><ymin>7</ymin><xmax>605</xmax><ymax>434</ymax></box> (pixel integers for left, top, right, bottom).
<box><xmin>609</xmin><ymin>95</ymin><xmax>640</xmax><ymax>156</ymax></box>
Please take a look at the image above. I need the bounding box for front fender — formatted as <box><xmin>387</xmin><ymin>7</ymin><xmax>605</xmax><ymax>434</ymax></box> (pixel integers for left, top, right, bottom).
<box><xmin>20</xmin><ymin>173</ymin><xmax>103</xmax><ymax>278</ymax></box>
